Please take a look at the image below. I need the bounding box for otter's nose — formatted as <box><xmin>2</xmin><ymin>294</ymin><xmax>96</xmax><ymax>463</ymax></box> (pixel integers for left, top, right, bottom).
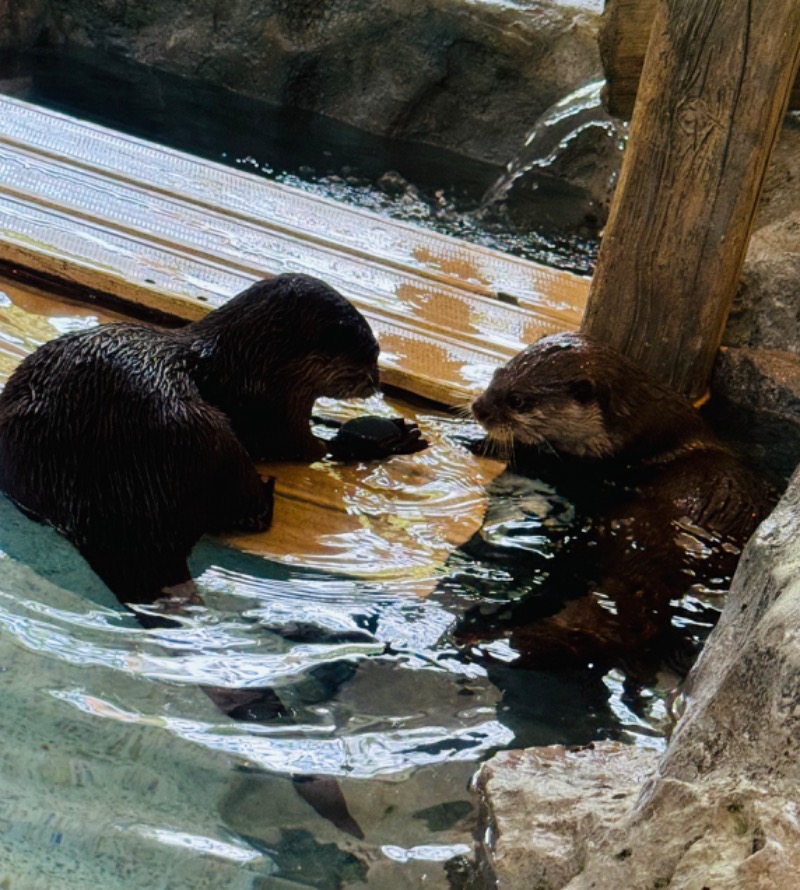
<box><xmin>471</xmin><ymin>394</ymin><xmax>489</xmax><ymax>423</ymax></box>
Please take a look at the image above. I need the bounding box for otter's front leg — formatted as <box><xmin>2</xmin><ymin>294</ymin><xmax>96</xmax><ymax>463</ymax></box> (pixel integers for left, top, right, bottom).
<box><xmin>238</xmin><ymin>412</ymin><xmax>327</xmax><ymax>463</ymax></box>
<box><xmin>227</xmin><ymin>476</ymin><xmax>275</xmax><ymax>533</ymax></box>
<box><xmin>210</xmin><ymin>434</ymin><xmax>276</xmax><ymax>533</ymax></box>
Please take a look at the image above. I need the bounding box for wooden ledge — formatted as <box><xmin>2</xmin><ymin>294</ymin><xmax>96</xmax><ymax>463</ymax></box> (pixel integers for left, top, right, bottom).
<box><xmin>0</xmin><ymin>96</ymin><xmax>588</xmax><ymax>406</ymax></box>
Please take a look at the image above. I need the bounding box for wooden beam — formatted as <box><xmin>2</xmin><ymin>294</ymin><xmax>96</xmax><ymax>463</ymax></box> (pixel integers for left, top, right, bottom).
<box><xmin>600</xmin><ymin>0</ymin><xmax>800</xmax><ymax>118</ymax></box>
<box><xmin>0</xmin><ymin>96</ymin><xmax>589</xmax><ymax>407</ymax></box>
<box><xmin>583</xmin><ymin>0</ymin><xmax>800</xmax><ymax>398</ymax></box>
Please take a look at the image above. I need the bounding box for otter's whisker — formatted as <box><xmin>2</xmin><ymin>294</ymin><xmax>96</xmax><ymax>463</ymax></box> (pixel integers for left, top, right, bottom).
<box><xmin>486</xmin><ymin>426</ymin><xmax>515</xmax><ymax>462</ymax></box>
<box><xmin>539</xmin><ymin>435</ymin><xmax>561</xmax><ymax>460</ymax></box>
<box><xmin>454</xmin><ymin>402</ymin><xmax>475</xmax><ymax>421</ymax></box>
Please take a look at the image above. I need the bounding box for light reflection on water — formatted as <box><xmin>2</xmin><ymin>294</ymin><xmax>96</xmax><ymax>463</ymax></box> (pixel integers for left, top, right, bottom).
<box><xmin>0</xmin><ymin>289</ymin><xmax>717</xmax><ymax>887</ymax></box>
<box><xmin>0</xmin><ymin>449</ymin><xmax>722</xmax><ymax>887</ymax></box>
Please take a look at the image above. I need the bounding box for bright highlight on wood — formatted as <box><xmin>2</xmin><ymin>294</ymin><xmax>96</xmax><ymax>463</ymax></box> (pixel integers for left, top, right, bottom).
<box><xmin>0</xmin><ymin>96</ymin><xmax>589</xmax><ymax>406</ymax></box>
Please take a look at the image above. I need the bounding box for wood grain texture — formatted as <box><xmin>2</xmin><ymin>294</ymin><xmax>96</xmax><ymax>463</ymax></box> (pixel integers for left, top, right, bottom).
<box><xmin>584</xmin><ymin>0</ymin><xmax>800</xmax><ymax>398</ymax></box>
<box><xmin>0</xmin><ymin>96</ymin><xmax>590</xmax><ymax>408</ymax></box>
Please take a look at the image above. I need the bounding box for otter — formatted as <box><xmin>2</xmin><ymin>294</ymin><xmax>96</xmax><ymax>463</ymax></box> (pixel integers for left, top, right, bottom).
<box><xmin>0</xmin><ymin>273</ymin><xmax>382</xmax><ymax>605</ymax></box>
<box><xmin>463</xmin><ymin>331</ymin><xmax>774</xmax><ymax>671</ymax></box>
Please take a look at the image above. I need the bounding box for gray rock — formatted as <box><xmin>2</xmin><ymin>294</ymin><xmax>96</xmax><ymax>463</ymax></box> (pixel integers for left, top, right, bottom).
<box><xmin>713</xmin><ymin>348</ymin><xmax>800</xmax><ymax>418</ymax></box>
<box><xmin>0</xmin><ymin>0</ymin><xmax>48</xmax><ymax>52</ymax></box>
<box><xmin>752</xmin><ymin>118</ymin><xmax>800</xmax><ymax>231</ymax></box>
<box><xmin>30</xmin><ymin>0</ymin><xmax>601</xmax><ymax>165</ymax></box>
<box><xmin>709</xmin><ymin>346</ymin><xmax>800</xmax><ymax>482</ymax></box>
<box><xmin>725</xmin><ymin>213</ymin><xmax>800</xmax><ymax>354</ymax></box>
<box><xmin>721</xmin><ymin>121</ymin><xmax>800</xmax><ymax>354</ymax></box>
<box><xmin>477</xmin><ymin>743</ymin><xmax>656</xmax><ymax>889</ymax></box>
<box><xmin>697</xmin><ymin>125</ymin><xmax>800</xmax><ymax>472</ymax></box>
<box><xmin>476</xmin><ymin>470</ymin><xmax>800</xmax><ymax>889</ymax></box>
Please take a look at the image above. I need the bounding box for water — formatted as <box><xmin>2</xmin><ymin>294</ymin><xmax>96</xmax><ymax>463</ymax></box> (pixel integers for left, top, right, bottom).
<box><xmin>0</xmin><ymin>470</ymin><xmax>693</xmax><ymax>888</ymax></box>
<box><xmin>1</xmin><ymin>47</ymin><xmax>600</xmax><ymax>275</ymax></box>
<box><xmin>0</xmin><ymin>465</ymin><xmax>686</xmax><ymax>889</ymax></box>
<box><xmin>0</xmin><ymin>57</ymin><xmax>709</xmax><ymax>887</ymax></box>
<box><xmin>481</xmin><ymin>80</ymin><xmax>628</xmax><ymax>231</ymax></box>
<box><xmin>0</xmin><ymin>279</ymin><xmax>703</xmax><ymax>889</ymax></box>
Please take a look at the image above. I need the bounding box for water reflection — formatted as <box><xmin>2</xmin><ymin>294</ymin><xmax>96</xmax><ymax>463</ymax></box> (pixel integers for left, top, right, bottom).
<box><xmin>0</xmin><ymin>437</ymin><xmax>700</xmax><ymax>886</ymax></box>
<box><xmin>447</xmin><ymin>462</ymin><xmax>734</xmax><ymax>746</ymax></box>
<box><xmin>0</xmin><ymin>281</ymin><xmax>703</xmax><ymax>886</ymax></box>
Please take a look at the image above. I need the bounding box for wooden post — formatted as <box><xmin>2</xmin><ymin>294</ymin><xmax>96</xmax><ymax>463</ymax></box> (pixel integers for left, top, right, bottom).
<box><xmin>599</xmin><ymin>0</ymin><xmax>800</xmax><ymax>119</ymax></box>
<box><xmin>583</xmin><ymin>0</ymin><xmax>800</xmax><ymax>398</ymax></box>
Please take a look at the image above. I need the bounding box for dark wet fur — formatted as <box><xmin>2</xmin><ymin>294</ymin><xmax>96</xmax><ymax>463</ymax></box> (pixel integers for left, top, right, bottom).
<box><xmin>464</xmin><ymin>332</ymin><xmax>775</xmax><ymax>672</ymax></box>
<box><xmin>0</xmin><ymin>274</ymin><xmax>379</xmax><ymax>605</ymax></box>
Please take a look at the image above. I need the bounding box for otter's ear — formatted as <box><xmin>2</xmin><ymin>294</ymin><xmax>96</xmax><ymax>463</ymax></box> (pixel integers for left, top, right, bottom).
<box><xmin>568</xmin><ymin>378</ymin><xmax>596</xmax><ymax>404</ymax></box>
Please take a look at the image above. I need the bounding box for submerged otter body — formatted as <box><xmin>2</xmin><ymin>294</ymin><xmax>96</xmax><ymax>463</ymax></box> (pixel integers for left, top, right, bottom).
<box><xmin>466</xmin><ymin>332</ymin><xmax>773</xmax><ymax>670</ymax></box>
<box><xmin>0</xmin><ymin>274</ymin><xmax>379</xmax><ymax>604</ymax></box>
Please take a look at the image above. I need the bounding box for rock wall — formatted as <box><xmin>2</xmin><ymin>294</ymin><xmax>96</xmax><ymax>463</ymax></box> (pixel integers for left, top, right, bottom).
<box><xmin>0</xmin><ymin>0</ymin><xmax>49</xmax><ymax>51</ymax></box>
<box><xmin>724</xmin><ymin>122</ymin><xmax>800</xmax><ymax>356</ymax></box>
<box><xmin>8</xmin><ymin>0</ymin><xmax>601</xmax><ymax>165</ymax></box>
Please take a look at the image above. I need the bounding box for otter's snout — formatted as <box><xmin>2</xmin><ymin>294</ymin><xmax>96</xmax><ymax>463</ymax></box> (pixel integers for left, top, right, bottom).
<box><xmin>353</xmin><ymin>364</ymin><xmax>380</xmax><ymax>398</ymax></box>
<box><xmin>471</xmin><ymin>393</ymin><xmax>491</xmax><ymax>425</ymax></box>
<box><xmin>324</xmin><ymin>362</ymin><xmax>380</xmax><ymax>399</ymax></box>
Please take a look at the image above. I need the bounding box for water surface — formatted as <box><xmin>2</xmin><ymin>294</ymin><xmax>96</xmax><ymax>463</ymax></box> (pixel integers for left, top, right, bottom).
<box><xmin>0</xmin><ymin>281</ymin><xmax>690</xmax><ymax>889</ymax></box>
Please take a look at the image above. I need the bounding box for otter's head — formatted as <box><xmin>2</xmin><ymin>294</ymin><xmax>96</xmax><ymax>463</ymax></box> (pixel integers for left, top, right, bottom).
<box><xmin>191</xmin><ymin>273</ymin><xmax>380</xmax><ymax>405</ymax></box>
<box><xmin>471</xmin><ymin>332</ymin><xmax>665</xmax><ymax>460</ymax></box>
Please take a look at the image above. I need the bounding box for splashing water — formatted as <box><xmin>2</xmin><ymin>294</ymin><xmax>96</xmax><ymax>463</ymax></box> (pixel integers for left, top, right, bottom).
<box><xmin>481</xmin><ymin>81</ymin><xmax>628</xmax><ymax>223</ymax></box>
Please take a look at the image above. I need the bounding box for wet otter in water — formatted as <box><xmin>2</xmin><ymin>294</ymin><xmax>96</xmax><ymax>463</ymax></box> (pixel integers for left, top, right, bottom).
<box><xmin>0</xmin><ymin>273</ymin><xmax>391</xmax><ymax>605</ymax></box>
<box><xmin>462</xmin><ymin>331</ymin><xmax>774</xmax><ymax>670</ymax></box>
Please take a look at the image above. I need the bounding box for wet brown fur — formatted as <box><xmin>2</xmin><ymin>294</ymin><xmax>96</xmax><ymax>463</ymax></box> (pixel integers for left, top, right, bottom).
<box><xmin>0</xmin><ymin>274</ymin><xmax>379</xmax><ymax>605</ymax></box>
<box><xmin>466</xmin><ymin>332</ymin><xmax>774</xmax><ymax>670</ymax></box>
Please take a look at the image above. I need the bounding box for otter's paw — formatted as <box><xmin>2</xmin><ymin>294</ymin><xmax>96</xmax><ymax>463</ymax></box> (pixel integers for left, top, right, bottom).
<box><xmin>233</xmin><ymin>476</ymin><xmax>275</xmax><ymax>533</ymax></box>
<box><xmin>327</xmin><ymin>416</ymin><xmax>428</xmax><ymax>462</ymax></box>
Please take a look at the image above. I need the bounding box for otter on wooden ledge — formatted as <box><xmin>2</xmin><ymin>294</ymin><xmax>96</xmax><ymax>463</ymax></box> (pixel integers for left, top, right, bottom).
<box><xmin>0</xmin><ymin>273</ymin><xmax>394</xmax><ymax>606</ymax></box>
<box><xmin>464</xmin><ymin>331</ymin><xmax>774</xmax><ymax>670</ymax></box>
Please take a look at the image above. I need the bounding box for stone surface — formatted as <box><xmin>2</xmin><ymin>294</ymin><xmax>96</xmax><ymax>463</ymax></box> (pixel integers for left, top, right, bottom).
<box><xmin>712</xmin><ymin>121</ymin><xmax>800</xmax><ymax>355</ymax></box>
<box><xmin>724</xmin><ymin>212</ymin><xmax>800</xmax><ymax>352</ymax></box>
<box><xmin>725</xmin><ymin>211</ymin><xmax>800</xmax><ymax>354</ymax></box>
<box><xmin>477</xmin><ymin>743</ymin><xmax>656</xmax><ymax>889</ymax></box>
<box><xmin>752</xmin><ymin>118</ymin><xmax>800</xmax><ymax>231</ymax></box>
<box><xmin>709</xmin><ymin>346</ymin><xmax>800</xmax><ymax>482</ymax></box>
<box><xmin>713</xmin><ymin>348</ymin><xmax>800</xmax><ymax>421</ymax></box>
<box><xmin>0</xmin><ymin>0</ymin><xmax>48</xmax><ymax>52</ymax></box>
<box><xmin>477</xmin><ymin>469</ymin><xmax>800</xmax><ymax>889</ymax></box>
<box><xmin>19</xmin><ymin>0</ymin><xmax>602</xmax><ymax>166</ymax></box>
<box><xmin>707</xmin><ymin>124</ymin><xmax>800</xmax><ymax>476</ymax></box>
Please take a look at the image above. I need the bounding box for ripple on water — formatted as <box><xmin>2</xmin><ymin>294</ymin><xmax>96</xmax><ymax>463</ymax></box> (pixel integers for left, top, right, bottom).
<box><xmin>0</xmin><ymin>447</ymin><xmax>703</xmax><ymax>887</ymax></box>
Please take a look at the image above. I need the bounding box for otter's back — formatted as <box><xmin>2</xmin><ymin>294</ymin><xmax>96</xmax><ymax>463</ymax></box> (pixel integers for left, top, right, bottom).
<box><xmin>0</xmin><ymin>323</ymin><xmax>203</xmax><ymax>543</ymax></box>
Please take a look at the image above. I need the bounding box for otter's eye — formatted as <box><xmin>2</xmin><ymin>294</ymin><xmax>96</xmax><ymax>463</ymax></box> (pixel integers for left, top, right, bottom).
<box><xmin>507</xmin><ymin>393</ymin><xmax>528</xmax><ymax>412</ymax></box>
<box><xmin>569</xmin><ymin>379</ymin><xmax>595</xmax><ymax>403</ymax></box>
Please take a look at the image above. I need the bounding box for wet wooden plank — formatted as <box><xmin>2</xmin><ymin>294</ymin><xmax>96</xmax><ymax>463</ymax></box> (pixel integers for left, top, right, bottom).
<box><xmin>0</xmin><ymin>96</ymin><xmax>588</xmax><ymax>318</ymax></box>
<box><xmin>0</xmin><ymin>96</ymin><xmax>589</xmax><ymax>405</ymax></box>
